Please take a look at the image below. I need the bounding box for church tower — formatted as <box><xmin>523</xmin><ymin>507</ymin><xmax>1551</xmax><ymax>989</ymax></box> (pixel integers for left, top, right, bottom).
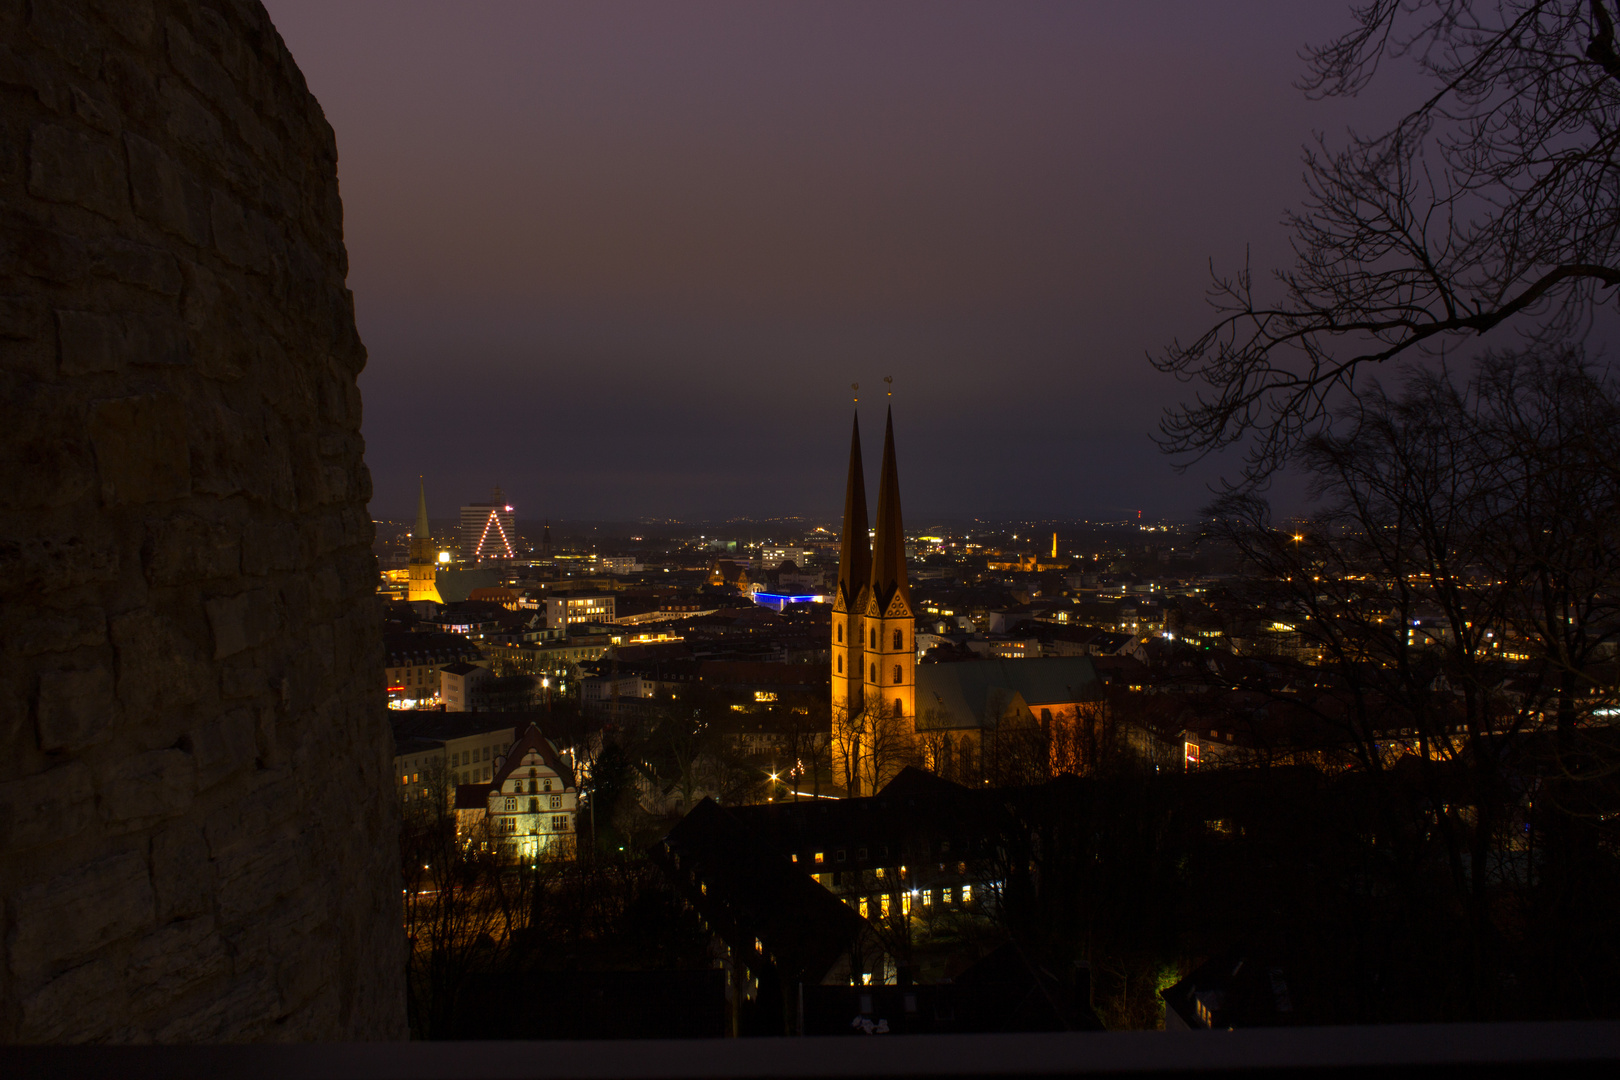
<box><xmin>830</xmin><ymin>411</ymin><xmax>871</xmax><ymax>724</ymax></box>
<box><xmin>862</xmin><ymin>407</ymin><xmax>915</xmax><ymax>722</ymax></box>
<box><xmin>407</xmin><ymin>477</ymin><xmax>442</xmax><ymax>604</ymax></box>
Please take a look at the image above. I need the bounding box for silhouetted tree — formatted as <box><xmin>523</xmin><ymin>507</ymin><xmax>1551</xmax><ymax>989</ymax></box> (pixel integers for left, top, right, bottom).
<box><xmin>1208</xmin><ymin>348</ymin><xmax>1620</xmax><ymax>1017</ymax></box>
<box><xmin>1156</xmin><ymin>0</ymin><xmax>1620</xmax><ymax>480</ymax></box>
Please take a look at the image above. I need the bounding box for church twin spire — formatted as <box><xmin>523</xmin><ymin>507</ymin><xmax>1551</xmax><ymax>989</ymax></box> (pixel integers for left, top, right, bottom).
<box><xmin>831</xmin><ymin>400</ymin><xmax>915</xmax><ymax>739</ymax></box>
<box><xmin>836</xmin><ymin>414</ymin><xmax>871</xmax><ymax>612</ymax></box>
<box><xmin>869</xmin><ymin>408</ymin><xmax>910</xmax><ymax>615</ymax></box>
<box><xmin>835</xmin><ymin>405</ymin><xmax>909</xmax><ymax>617</ymax></box>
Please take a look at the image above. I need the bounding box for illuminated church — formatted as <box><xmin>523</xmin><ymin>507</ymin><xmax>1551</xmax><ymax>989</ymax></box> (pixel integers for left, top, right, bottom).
<box><xmin>830</xmin><ymin>405</ymin><xmax>916</xmax><ymax>792</ymax></box>
<box><xmin>828</xmin><ymin>406</ymin><xmax>1105</xmax><ymax>792</ymax></box>
<box><xmin>408</xmin><ymin>477</ymin><xmax>442</xmax><ymax>604</ymax></box>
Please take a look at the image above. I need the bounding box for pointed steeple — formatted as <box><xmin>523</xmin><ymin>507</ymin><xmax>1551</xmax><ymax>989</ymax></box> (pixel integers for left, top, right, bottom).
<box><xmin>836</xmin><ymin>411</ymin><xmax>872</xmax><ymax>610</ymax></box>
<box><xmin>414</xmin><ymin>476</ymin><xmax>431</xmax><ymax>540</ymax></box>
<box><xmin>869</xmin><ymin>406</ymin><xmax>910</xmax><ymax>612</ymax></box>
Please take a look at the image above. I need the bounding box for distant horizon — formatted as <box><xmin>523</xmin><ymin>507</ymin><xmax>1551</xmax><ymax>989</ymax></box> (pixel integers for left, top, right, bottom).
<box><xmin>266</xmin><ymin>1</ymin><xmax>1385</xmax><ymax>524</ymax></box>
<box><xmin>372</xmin><ymin>512</ymin><xmax>1223</xmax><ymax>537</ymax></box>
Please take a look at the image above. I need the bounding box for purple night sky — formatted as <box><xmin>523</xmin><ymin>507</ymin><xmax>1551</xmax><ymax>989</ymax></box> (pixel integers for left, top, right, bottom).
<box><xmin>262</xmin><ymin>1</ymin><xmax>1416</xmax><ymax>524</ymax></box>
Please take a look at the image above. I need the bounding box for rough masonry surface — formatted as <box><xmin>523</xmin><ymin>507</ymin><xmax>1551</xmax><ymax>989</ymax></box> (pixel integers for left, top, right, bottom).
<box><xmin>0</xmin><ymin>0</ymin><xmax>405</xmax><ymax>1040</ymax></box>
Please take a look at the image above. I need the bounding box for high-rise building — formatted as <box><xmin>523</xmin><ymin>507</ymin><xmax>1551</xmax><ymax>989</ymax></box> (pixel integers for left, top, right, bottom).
<box><xmin>830</xmin><ymin>405</ymin><xmax>915</xmax><ymax>794</ymax></box>
<box><xmin>408</xmin><ymin>478</ymin><xmax>442</xmax><ymax>604</ymax></box>
<box><xmin>461</xmin><ymin>486</ymin><xmax>517</xmax><ymax>563</ymax></box>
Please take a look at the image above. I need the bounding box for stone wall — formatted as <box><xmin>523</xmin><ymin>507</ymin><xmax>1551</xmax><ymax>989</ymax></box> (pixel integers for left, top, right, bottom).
<box><xmin>0</xmin><ymin>0</ymin><xmax>405</xmax><ymax>1040</ymax></box>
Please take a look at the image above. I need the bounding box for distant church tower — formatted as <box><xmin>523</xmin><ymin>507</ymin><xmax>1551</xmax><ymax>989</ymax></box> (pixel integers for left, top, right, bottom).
<box><xmin>862</xmin><ymin>409</ymin><xmax>914</xmax><ymax>722</ymax></box>
<box><xmin>408</xmin><ymin>477</ymin><xmax>442</xmax><ymax>604</ymax></box>
<box><xmin>830</xmin><ymin>411</ymin><xmax>871</xmax><ymax>723</ymax></box>
<box><xmin>830</xmin><ymin>404</ymin><xmax>915</xmax><ymax>723</ymax></box>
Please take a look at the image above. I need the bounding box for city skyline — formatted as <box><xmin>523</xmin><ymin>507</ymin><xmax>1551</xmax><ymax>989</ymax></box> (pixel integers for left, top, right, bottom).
<box><xmin>7</xmin><ymin>0</ymin><xmax>1618</xmax><ymax>1051</ymax></box>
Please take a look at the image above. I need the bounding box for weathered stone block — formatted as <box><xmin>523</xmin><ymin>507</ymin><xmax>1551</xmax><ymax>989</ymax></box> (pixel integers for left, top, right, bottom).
<box><xmin>153</xmin><ymin>971</ymin><xmax>278</xmax><ymax>1042</ymax></box>
<box><xmin>125</xmin><ymin>130</ymin><xmax>210</xmax><ymax>245</ymax></box>
<box><xmin>87</xmin><ymin>393</ymin><xmax>191</xmax><ymax>505</ymax></box>
<box><xmin>0</xmin><ymin>531</ymin><xmax>119</xmax><ymax>594</ymax></box>
<box><xmin>204</xmin><ymin>587</ymin><xmax>278</xmax><ymax>659</ymax></box>
<box><xmin>126</xmin><ymin>916</ymin><xmax>228</xmax><ymax>1001</ymax></box>
<box><xmin>158</xmin><ymin>76</ymin><xmax>223</xmax><ymax>159</ymax></box>
<box><xmin>2</xmin><ymin>220</ymin><xmax>90</xmax><ymax>285</ymax></box>
<box><xmin>57</xmin><ymin>307</ymin><xmax>187</xmax><ymax>372</ymax></box>
<box><xmin>214</xmin><ymin>842</ymin><xmax>302</xmax><ymax>923</ymax></box>
<box><xmin>91</xmin><ymin>239</ymin><xmax>184</xmax><ymax>296</ymax></box>
<box><xmin>17</xmin><ymin>958</ymin><xmax>122</xmax><ymax>1042</ymax></box>
<box><xmin>68</xmin><ymin>84</ymin><xmax>119</xmax><ymax>134</ymax></box>
<box><xmin>191</xmin><ymin>706</ymin><xmax>256</xmax><ymax>788</ymax></box>
<box><xmin>99</xmin><ymin>747</ymin><xmax>194</xmax><ymax>822</ymax></box>
<box><xmin>240</xmin><ymin>520</ymin><xmax>299</xmax><ymax>575</ymax></box>
<box><xmin>36</xmin><ymin>667</ymin><xmax>119</xmax><ymax>752</ymax></box>
<box><xmin>150</xmin><ymin>821</ymin><xmax>211</xmax><ymax>921</ymax></box>
<box><xmin>0</xmin><ymin>762</ymin><xmax>95</xmax><ymax>851</ymax></box>
<box><xmin>218</xmin><ymin>663</ymin><xmax>266</xmax><ymax>700</ymax></box>
<box><xmin>143</xmin><ymin>512</ymin><xmax>240</xmax><ymax>585</ymax></box>
<box><xmin>202</xmin><ymin>775</ymin><xmax>299</xmax><ymax>860</ymax></box>
<box><xmin>109</xmin><ymin>608</ymin><xmax>212</xmax><ymax>718</ymax></box>
<box><xmin>10</xmin><ymin>604</ymin><xmax>108</xmax><ymax>656</ymax></box>
<box><xmin>209</xmin><ymin>187</ymin><xmax>266</xmax><ymax>269</ymax></box>
<box><xmin>0</xmin><ymin>295</ymin><xmax>44</xmax><ymax>340</ymax></box>
<box><xmin>56</xmin><ymin>308</ymin><xmax>122</xmax><ymax>373</ymax></box>
<box><xmin>87</xmin><ymin>0</ymin><xmax>157</xmax><ymax>49</ymax></box>
<box><xmin>7</xmin><ymin>849</ymin><xmax>154</xmax><ymax>979</ymax></box>
<box><xmin>28</xmin><ymin>122</ymin><xmax>126</xmax><ymax>219</ymax></box>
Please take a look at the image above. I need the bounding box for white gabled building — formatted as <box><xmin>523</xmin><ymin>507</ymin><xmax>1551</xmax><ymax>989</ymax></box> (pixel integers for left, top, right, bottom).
<box><xmin>486</xmin><ymin>723</ymin><xmax>580</xmax><ymax>859</ymax></box>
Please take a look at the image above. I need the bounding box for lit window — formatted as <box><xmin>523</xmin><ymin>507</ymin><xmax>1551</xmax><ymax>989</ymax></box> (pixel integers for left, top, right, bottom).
<box><xmin>961</xmin><ymin>884</ymin><xmax>972</xmax><ymax>903</ymax></box>
<box><xmin>814</xmin><ymin>852</ymin><xmax>824</xmax><ymax>864</ymax></box>
<box><xmin>943</xmin><ymin>887</ymin><xmax>954</xmax><ymax>904</ymax></box>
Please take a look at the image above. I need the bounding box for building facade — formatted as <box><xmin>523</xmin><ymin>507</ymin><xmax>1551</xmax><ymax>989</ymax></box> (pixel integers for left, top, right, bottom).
<box><xmin>460</xmin><ymin>486</ymin><xmax>518</xmax><ymax>563</ymax></box>
<box><xmin>546</xmin><ymin>591</ymin><xmax>616</xmax><ymax>629</ymax></box>
<box><xmin>484</xmin><ymin>725</ymin><xmax>579</xmax><ymax>859</ymax></box>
